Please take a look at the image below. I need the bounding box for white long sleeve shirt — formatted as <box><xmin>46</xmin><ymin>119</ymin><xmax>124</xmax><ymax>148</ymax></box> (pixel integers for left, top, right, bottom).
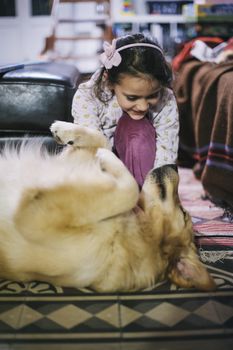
<box><xmin>72</xmin><ymin>70</ymin><xmax>179</xmax><ymax>168</ymax></box>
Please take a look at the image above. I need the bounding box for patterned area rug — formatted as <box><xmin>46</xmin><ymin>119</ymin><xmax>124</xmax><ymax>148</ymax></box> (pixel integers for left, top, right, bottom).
<box><xmin>0</xmin><ymin>168</ymin><xmax>233</xmax><ymax>349</ymax></box>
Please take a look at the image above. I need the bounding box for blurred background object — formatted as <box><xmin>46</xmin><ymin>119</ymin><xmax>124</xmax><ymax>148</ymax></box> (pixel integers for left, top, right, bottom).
<box><xmin>0</xmin><ymin>0</ymin><xmax>232</xmax><ymax>72</ymax></box>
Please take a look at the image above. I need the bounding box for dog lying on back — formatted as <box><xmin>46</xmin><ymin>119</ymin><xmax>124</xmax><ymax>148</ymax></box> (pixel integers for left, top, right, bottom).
<box><xmin>0</xmin><ymin>121</ymin><xmax>215</xmax><ymax>292</ymax></box>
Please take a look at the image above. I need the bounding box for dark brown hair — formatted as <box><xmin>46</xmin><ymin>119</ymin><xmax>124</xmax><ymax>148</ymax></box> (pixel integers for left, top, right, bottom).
<box><xmin>95</xmin><ymin>33</ymin><xmax>173</xmax><ymax>103</ymax></box>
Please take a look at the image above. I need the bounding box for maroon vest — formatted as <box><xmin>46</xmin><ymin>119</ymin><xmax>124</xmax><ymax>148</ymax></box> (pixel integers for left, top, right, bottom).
<box><xmin>114</xmin><ymin>112</ymin><xmax>156</xmax><ymax>188</ymax></box>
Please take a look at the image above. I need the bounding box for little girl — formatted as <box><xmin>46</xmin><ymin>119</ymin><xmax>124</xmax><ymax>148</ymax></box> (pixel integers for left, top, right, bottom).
<box><xmin>72</xmin><ymin>33</ymin><xmax>179</xmax><ymax>188</ymax></box>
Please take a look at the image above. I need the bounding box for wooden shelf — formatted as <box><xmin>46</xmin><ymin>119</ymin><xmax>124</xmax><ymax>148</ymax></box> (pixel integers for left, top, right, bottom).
<box><xmin>54</xmin><ymin>35</ymin><xmax>104</xmax><ymax>40</ymax></box>
<box><xmin>112</xmin><ymin>14</ymin><xmax>185</xmax><ymax>24</ymax></box>
<box><xmin>58</xmin><ymin>16</ymin><xmax>109</xmax><ymax>23</ymax></box>
<box><xmin>60</xmin><ymin>0</ymin><xmax>108</xmax><ymax>3</ymax></box>
<box><xmin>52</xmin><ymin>54</ymin><xmax>99</xmax><ymax>60</ymax></box>
<box><xmin>41</xmin><ymin>0</ymin><xmax>112</xmax><ymax>74</ymax></box>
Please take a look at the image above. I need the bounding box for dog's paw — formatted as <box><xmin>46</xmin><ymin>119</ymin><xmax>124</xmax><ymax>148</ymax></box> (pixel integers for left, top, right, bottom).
<box><xmin>96</xmin><ymin>148</ymin><xmax>125</xmax><ymax>176</ymax></box>
<box><xmin>96</xmin><ymin>148</ymin><xmax>111</xmax><ymax>163</ymax></box>
<box><xmin>50</xmin><ymin>121</ymin><xmax>85</xmax><ymax>146</ymax></box>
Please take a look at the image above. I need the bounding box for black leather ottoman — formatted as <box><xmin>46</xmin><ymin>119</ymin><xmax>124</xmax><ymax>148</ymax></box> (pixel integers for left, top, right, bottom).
<box><xmin>0</xmin><ymin>61</ymin><xmax>81</xmax><ymax>150</ymax></box>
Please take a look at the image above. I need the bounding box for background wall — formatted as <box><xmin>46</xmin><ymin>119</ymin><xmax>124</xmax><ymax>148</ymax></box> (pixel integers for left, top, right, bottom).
<box><xmin>0</xmin><ymin>0</ymin><xmax>106</xmax><ymax>71</ymax></box>
<box><xmin>0</xmin><ymin>0</ymin><xmax>232</xmax><ymax>73</ymax></box>
<box><xmin>0</xmin><ymin>0</ymin><xmax>53</xmax><ymax>64</ymax></box>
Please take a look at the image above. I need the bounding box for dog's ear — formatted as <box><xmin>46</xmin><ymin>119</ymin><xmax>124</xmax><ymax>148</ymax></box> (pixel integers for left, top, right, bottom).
<box><xmin>168</xmin><ymin>247</ymin><xmax>216</xmax><ymax>291</ymax></box>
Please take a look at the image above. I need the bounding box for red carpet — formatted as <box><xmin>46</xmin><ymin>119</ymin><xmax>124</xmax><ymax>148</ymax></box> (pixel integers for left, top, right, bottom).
<box><xmin>179</xmin><ymin>167</ymin><xmax>233</xmax><ymax>247</ymax></box>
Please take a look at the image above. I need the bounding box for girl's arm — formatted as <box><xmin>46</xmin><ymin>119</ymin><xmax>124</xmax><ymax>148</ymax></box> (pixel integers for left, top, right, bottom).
<box><xmin>71</xmin><ymin>74</ymin><xmax>102</xmax><ymax>131</ymax></box>
<box><xmin>152</xmin><ymin>89</ymin><xmax>179</xmax><ymax>168</ymax></box>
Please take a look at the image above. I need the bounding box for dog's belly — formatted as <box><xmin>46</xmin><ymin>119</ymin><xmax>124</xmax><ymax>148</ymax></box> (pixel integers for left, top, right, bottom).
<box><xmin>0</xmin><ymin>217</ymin><xmax>128</xmax><ymax>287</ymax></box>
<box><xmin>0</xmin><ymin>212</ymin><xmax>159</xmax><ymax>291</ymax></box>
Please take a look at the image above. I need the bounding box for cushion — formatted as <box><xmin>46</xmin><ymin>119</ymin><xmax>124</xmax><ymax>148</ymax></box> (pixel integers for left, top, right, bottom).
<box><xmin>0</xmin><ymin>61</ymin><xmax>81</xmax><ymax>149</ymax></box>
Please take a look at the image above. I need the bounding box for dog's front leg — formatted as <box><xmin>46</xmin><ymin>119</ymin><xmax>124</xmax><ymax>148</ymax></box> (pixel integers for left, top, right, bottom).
<box><xmin>50</xmin><ymin>121</ymin><xmax>110</xmax><ymax>150</ymax></box>
<box><xmin>96</xmin><ymin>148</ymin><xmax>139</xmax><ymax>214</ymax></box>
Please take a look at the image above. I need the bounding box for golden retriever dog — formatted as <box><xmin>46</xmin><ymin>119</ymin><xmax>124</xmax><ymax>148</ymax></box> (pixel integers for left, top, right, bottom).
<box><xmin>0</xmin><ymin>121</ymin><xmax>216</xmax><ymax>292</ymax></box>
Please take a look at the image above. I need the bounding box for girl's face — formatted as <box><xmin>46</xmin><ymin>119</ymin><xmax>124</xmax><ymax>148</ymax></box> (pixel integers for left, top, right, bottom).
<box><xmin>111</xmin><ymin>74</ymin><xmax>162</xmax><ymax>120</ymax></box>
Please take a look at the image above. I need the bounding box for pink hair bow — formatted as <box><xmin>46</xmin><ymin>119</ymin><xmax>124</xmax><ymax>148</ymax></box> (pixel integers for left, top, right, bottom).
<box><xmin>100</xmin><ymin>39</ymin><xmax>122</xmax><ymax>69</ymax></box>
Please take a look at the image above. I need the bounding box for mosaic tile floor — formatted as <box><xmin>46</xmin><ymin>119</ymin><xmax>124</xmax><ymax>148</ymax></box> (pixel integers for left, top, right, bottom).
<box><xmin>0</xmin><ymin>168</ymin><xmax>233</xmax><ymax>350</ymax></box>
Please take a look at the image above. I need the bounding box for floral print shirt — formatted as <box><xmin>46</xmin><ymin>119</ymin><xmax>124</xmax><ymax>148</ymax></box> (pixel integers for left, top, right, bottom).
<box><xmin>72</xmin><ymin>69</ymin><xmax>179</xmax><ymax>168</ymax></box>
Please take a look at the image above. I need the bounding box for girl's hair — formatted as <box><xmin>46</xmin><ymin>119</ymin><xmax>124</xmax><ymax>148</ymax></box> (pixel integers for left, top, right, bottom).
<box><xmin>95</xmin><ymin>33</ymin><xmax>173</xmax><ymax>103</ymax></box>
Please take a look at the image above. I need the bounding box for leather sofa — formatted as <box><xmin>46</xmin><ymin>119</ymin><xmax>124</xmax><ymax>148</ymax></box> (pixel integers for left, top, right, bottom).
<box><xmin>0</xmin><ymin>61</ymin><xmax>81</xmax><ymax>151</ymax></box>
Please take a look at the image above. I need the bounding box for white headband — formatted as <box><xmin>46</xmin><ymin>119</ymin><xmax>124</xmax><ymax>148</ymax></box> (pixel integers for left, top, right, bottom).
<box><xmin>100</xmin><ymin>39</ymin><xmax>163</xmax><ymax>69</ymax></box>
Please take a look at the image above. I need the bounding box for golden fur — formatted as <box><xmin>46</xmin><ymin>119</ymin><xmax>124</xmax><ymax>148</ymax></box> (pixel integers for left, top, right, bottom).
<box><xmin>0</xmin><ymin>121</ymin><xmax>216</xmax><ymax>292</ymax></box>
